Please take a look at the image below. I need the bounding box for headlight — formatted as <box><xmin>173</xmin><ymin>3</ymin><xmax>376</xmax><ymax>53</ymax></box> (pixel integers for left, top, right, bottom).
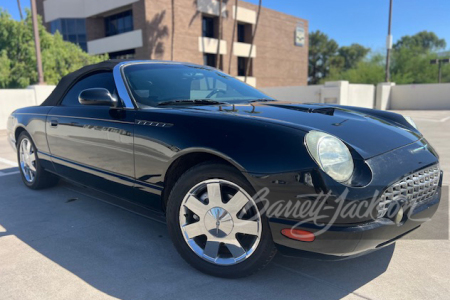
<box><xmin>305</xmin><ymin>131</ymin><xmax>354</xmax><ymax>182</ymax></box>
<box><xmin>404</xmin><ymin>116</ymin><xmax>417</xmax><ymax>129</ymax></box>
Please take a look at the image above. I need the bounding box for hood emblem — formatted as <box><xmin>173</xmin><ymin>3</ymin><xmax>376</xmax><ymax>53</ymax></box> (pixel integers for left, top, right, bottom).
<box><xmin>410</xmin><ymin>144</ymin><xmax>428</xmax><ymax>154</ymax></box>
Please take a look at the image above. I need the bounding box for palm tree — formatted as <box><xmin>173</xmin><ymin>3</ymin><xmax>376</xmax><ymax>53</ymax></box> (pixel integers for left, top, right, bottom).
<box><xmin>245</xmin><ymin>0</ymin><xmax>262</xmax><ymax>82</ymax></box>
<box><xmin>215</xmin><ymin>0</ymin><xmax>223</xmax><ymax>69</ymax></box>
<box><xmin>171</xmin><ymin>0</ymin><xmax>175</xmax><ymax>60</ymax></box>
<box><xmin>17</xmin><ymin>0</ymin><xmax>23</xmax><ymax>20</ymax></box>
<box><xmin>228</xmin><ymin>0</ymin><xmax>239</xmax><ymax>74</ymax></box>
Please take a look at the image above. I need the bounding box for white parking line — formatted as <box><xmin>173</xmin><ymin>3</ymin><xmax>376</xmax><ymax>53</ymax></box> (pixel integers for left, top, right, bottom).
<box><xmin>0</xmin><ymin>157</ymin><xmax>17</xmax><ymax>167</ymax></box>
<box><xmin>0</xmin><ymin>171</ymin><xmax>20</xmax><ymax>177</ymax></box>
<box><xmin>414</xmin><ymin>116</ymin><xmax>450</xmax><ymax>123</ymax></box>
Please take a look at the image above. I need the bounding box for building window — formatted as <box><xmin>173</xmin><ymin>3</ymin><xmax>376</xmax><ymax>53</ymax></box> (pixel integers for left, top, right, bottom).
<box><xmin>50</xmin><ymin>18</ymin><xmax>87</xmax><ymax>52</ymax></box>
<box><xmin>237</xmin><ymin>23</ymin><xmax>252</xmax><ymax>43</ymax></box>
<box><xmin>202</xmin><ymin>15</ymin><xmax>217</xmax><ymax>38</ymax></box>
<box><xmin>203</xmin><ymin>54</ymin><xmax>223</xmax><ymax>69</ymax></box>
<box><xmin>109</xmin><ymin>49</ymin><xmax>136</xmax><ymax>59</ymax></box>
<box><xmin>104</xmin><ymin>10</ymin><xmax>133</xmax><ymax>37</ymax></box>
<box><xmin>238</xmin><ymin>57</ymin><xmax>252</xmax><ymax>76</ymax></box>
<box><xmin>237</xmin><ymin>24</ymin><xmax>245</xmax><ymax>43</ymax></box>
<box><xmin>204</xmin><ymin>54</ymin><xmax>216</xmax><ymax>67</ymax></box>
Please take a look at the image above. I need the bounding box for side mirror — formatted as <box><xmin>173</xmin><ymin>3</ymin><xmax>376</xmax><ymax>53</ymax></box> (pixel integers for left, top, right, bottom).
<box><xmin>78</xmin><ymin>88</ymin><xmax>118</xmax><ymax>107</ymax></box>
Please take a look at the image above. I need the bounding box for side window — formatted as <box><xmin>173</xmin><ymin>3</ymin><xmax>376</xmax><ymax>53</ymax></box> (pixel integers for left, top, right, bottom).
<box><xmin>60</xmin><ymin>72</ymin><xmax>116</xmax><ymax>106</ymax></box>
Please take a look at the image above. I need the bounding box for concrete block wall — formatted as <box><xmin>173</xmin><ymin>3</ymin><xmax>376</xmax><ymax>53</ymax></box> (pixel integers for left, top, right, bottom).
<box><xmin>0</xmin><ymin>85</ymin><xmax>55</xmax><ymax>130</ymax></box>
<box><xmin>2</xmin><ymin>81</ymin><xmax>450</xmax><ymax>131</ymax></box>
<box><xmin>375</xmin><ymin>82</ymin><xmax>450</xmax><ymax>110</ymax></box>
<box><xmin>262</xmin><ymin>81</ymin><xmax>375</xmax><ymax>109</ymax></box>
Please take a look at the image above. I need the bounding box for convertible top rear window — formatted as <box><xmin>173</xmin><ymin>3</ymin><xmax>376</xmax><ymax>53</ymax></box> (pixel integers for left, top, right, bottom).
<box><xmin>122</xmin><ymin>63</ymin><xmax>271</xmax><ymax>107</ymax></box>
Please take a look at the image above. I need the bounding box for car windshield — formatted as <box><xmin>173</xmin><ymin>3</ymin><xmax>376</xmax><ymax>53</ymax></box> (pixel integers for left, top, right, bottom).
<box><xmin>122</xmin><ymin>63</ymin><xmax>273</xmax><ymax>107</ymax></box>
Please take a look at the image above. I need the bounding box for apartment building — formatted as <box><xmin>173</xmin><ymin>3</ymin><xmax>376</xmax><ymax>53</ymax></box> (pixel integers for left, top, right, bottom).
<box><xmin>36</xmin><ymin>0</ymin><xmax>308</xmax><ymax>87</ymax></box>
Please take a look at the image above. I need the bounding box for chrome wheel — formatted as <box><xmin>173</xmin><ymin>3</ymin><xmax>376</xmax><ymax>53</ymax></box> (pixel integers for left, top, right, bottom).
<box><xmin>179</xmin><ymin>179</ymin><xmax>262</xmax><ymax>266</ymax></box>
<box><xmin>19</xmin><ymin>138</ymin><xmax>37</xmax><ymax>183</ymax></box>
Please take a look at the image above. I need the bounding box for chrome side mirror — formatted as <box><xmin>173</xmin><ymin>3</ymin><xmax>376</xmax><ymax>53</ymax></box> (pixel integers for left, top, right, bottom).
<box><xmin>79</xmin><ymin>88</ymin><xmax>118</xmax><ymax>107</ymax></box>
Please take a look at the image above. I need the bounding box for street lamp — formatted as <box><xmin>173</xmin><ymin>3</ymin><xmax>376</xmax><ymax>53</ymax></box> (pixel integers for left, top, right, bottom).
<box><xmin>430</xmin><ymin>58</ymin><xmax>449</xmax><ymax>83</ymax></box>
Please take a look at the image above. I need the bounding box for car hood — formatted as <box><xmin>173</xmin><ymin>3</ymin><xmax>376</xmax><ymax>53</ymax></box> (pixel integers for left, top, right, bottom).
<box><xmin>177</xmin><ymin>102</ymin><xmax>422</xmax><ymax>159</ymax></box>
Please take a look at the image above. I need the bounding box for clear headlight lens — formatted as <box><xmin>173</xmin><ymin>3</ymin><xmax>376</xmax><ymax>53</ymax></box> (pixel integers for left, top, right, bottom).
<box><xmin>305</xmin><ymin>131</ymin><xmax>354</xmax><ymax>183</ymax></box>
<box><xmin>404</xmin><ymin>116</ymin><xmax>417</xmax><ymax>129</ymax></box>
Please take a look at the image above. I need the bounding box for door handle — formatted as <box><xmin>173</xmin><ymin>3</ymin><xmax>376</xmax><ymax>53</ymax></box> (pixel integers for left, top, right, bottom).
<box><xmin>50</xmin><ymin>119</ymin><xmax>58</xmax><ymax>127</ymax></box>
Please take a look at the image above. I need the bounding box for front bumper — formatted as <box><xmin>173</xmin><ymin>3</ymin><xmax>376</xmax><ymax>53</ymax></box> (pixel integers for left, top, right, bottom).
<box><xmin>246</xmin><ymin>138</ymin><xmax>442</xmax><ymax>259</ymax></box>
<box><xmin>269</xmin><ymin>187</ymin><xmax>441</xmax><ymax>258</ymax></box>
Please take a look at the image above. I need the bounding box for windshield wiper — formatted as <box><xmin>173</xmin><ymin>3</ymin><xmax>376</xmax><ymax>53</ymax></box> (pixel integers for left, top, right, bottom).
<box><xmin>157</xmin><ymin>99</ymin><xmax>227</xmax><ymax>106</ymax></box>
<box><xmin>248</xmin><ymin>98</ymin><xmax>277</xmax><ymax>103</ymax></box>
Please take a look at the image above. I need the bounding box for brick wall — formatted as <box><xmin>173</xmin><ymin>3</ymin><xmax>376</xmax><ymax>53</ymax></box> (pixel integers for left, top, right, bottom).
<box><xmin>135</xmin><ymin>0</ymin><xmax>308</xmax><ymax>87</ymax></box>
<box><xmin>86</xmin><ymin>17</ymin><xmax>105</xmax><ymax>41</ymax></box>
<box><xmin>35</xmin><ymin>0</ymin><xmax>309</xmax><ymax>88</ymax></box>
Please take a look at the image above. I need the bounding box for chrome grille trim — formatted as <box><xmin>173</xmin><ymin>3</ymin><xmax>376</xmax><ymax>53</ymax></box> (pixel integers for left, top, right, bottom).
<box><xmin>377</xmin><ymin>164</ymin><xmax>440</xmax><ymax>218</ymax></box>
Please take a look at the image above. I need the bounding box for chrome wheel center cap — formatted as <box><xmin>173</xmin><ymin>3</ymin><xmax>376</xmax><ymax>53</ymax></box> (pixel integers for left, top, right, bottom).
<box><xmin>204</xmin><ymin>207</ymin><xmax>234</xmax><ymax>238</ymax></box>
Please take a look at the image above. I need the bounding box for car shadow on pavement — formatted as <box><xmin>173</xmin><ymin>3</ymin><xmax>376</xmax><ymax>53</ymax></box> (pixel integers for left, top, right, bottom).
<box><xmin>0</xmin><ymin>173</ymin><xmax>394</xmax><ymax>300</ymax></box>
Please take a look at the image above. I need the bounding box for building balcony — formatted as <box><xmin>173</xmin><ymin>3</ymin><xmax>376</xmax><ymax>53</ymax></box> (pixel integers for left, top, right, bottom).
<box><xmin>232</xmin><ymin>5</ymin><xmax>257</xmax><ymax>24</ymax></box>
<box><xmin>233</xmin><ymin>42</ymin><xmax>256</xmax><ymax>58</ymax></box>
<box><xmin>236</xmin><ymin>76</ymin><xmax>257</xmax><ymax>87</ymax></box>
<box><xmin>196</xmin><ymin>0</ymin><xmax>227</xmax><ymax>17</ymax></box>
<box><xmin>87</xmin><ymin>29</ymin><xmax>143</xmax><ymax>55</ymax></box>
<box><xmin>43</xmin><ymin>0</ymin><xmax>139</xmax><ymax>22</ymax></box>
<box><xmin>198</xmin><ymin>37</ymin><xmax>227</xmax><ymax>55</ymax></box>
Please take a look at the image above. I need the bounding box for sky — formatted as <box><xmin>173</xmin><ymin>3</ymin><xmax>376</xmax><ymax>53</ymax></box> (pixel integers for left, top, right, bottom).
<box><xmin>2</xmin><ymin>0</ymin><xmax>450</xmax><ymax>53</ymax></box>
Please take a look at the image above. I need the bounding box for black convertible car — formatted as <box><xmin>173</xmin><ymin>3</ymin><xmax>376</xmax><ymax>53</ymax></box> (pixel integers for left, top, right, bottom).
<box><xmin>7</xmin><ymin>60</ymin><xmax>442</xmax><ymax>278</ymax></box>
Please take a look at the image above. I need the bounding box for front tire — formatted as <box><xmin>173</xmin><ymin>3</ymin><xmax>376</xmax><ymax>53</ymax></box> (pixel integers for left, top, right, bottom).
<box><xmin>166</xmin><ymin>162</ymin><xmax>276</xmax><ymax>278</ymax></box>
<box><xmin>17</xmin><ymin>132</ymin><xmax>59</xmax><ymax>190</ymax></box>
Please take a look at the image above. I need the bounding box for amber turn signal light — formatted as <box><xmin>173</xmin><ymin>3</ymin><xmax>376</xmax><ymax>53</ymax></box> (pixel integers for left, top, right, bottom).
<box><xmin>281</xmin><ymin>228</ymin><xmax>315</xmax><ymax>242</ymax></box>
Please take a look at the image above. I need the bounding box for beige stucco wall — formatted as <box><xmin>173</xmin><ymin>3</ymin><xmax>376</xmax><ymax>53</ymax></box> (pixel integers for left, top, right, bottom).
<box><xmin>390</xmin><ymin>83</ymin><xmax>450</xmax><ymax>110</ymax></box>
<box><xmin>0</xmin><ymin>86</ymin><xmax>55</xmax><ymax>130</ymax></box>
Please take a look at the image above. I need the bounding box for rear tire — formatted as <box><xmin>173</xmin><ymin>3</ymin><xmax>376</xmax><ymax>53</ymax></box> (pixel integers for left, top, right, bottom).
<box><xmin>166</xmin><ymin>162</ymin><xmax>276</xmax><ymax>278</ymax></box>
<box><xmin>17</xmin><ymin>131</ymin><xmax>59</xmax><ymax>190</ymax></box>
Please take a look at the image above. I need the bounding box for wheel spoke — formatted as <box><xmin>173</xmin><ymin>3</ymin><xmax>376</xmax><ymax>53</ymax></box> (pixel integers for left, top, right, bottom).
<box><xmin>203</xmin><ymin>240</ymin><xmax>220</xmax><ymax>259</ymax></box>
<box><xmin>182</xmin><ymin>222</ymin><xmax>204</xmax><ymax>239</ymax></box>
<box><xmin>234</xmin><ymin>219</ymin><xmax>259</xmax><ymax>236</ymax></box>
<box><xmin>225</xmin><ymin>239</ymin><xmax>246</xmax><ymax>259</ymax></box>
<box><xmin>225</xmin><ymin>191</ymin><xmax>249</xmax><ymax>215</ymax></box>
<box><xmin>184</xmin><ymin>195</ymin><xmax>208</xmax><ymax>217</ymax></box>
<box><xmin>25</xmin><ymin>140</ymin><xmax>31</xmax><ymax>154</ymax></box>
<box><xmin>29</xmin><ymin>159</ymin><xmax>36</xmax><ymax>172</ymax></box>
<box><xmin>206</xmin><ymin>182</ymin><xmax>222</xmax><ymax>206</ymax></box>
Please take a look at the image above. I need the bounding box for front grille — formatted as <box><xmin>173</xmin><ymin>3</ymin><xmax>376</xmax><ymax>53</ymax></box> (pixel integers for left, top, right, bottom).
<box><xmin>377</xmin><ymin>164</ymin><xmax>440</xmax><ymax>218</ymax></box>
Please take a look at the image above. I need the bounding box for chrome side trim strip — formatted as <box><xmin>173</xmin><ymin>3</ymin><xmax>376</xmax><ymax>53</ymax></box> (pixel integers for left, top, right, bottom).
<box><xmin>46</xmin><ymin>115</ymin><xmax>135</xmax><ymax>124</ymax></box>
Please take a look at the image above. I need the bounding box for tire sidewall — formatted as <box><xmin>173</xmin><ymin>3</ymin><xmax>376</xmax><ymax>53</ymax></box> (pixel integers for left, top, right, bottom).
<box><xmin>17</xmin><ymin>132</ymin><xmax>42</xmax><ymax>189</ymax></box>
<box><xmin>166</xmin><ymin>162</ymin><xmax>275</xmax><ymax>278</ymax></box>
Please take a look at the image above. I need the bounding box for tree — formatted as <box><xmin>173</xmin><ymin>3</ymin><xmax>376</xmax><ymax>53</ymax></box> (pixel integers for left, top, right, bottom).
<box><xmin>394</xmin><ymin>31</ymin><xmax>446</xmax><ymax>53</ymax></box>
<box><xmin>391</xmin><ymin>31</ymin><xmax>448</xmax><ymax>84</ymax></box>
<box><xmin>315</xmin><ymin>30</ymin><xmax>449</xmax><ymax>85</ymax></box>
<box><xmin>337</xmin><ymin>43</ymin><xmax>370</xmax><ymax>71</ymax></box>
<box><xmin>308</xmin><ymin>30</ymin><xmax>339</xmax><ymax>84</ymax></box>
<box><xmin>325</xmin><ymin>54</ymin><xmax>385</xmax><ymax>85</ymax></box>
<box><xmin>170</xmin><ymin>0</ymin><xmax>175</xmax><ymax>60</ymax></box>
<box><xmin>246</xmin><ymin>0</ymin><xmax>262</xmax><ymax>81</ymax></box>
<box><xmin>0</xmin><ymin>9</ymin><xmax>106</xmax><ymax>88</ymax></box>
<box><xmin>17</xmin><ymin>0</ymin><xmax>23</xmax><ymax>20</ymax></box>
<box><xmin>216</xmin><ymin>0</ymin><xmax>223</xmax><ymax>68</ymax></box>
<box><xmin>228</xmin><ymin>0</ymin><xmax>238</xmax><ymax>74</ymax></box>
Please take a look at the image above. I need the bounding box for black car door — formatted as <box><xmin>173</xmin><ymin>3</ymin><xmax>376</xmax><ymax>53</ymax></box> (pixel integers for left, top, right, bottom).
<box><xmin>46</xmin><ymin>71</ymin><xmax>136</xmax><ymax>199</ymax></box>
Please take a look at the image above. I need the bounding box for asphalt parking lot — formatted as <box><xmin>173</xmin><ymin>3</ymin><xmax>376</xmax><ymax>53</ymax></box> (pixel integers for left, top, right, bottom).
<box><xmin>0</xmin><ymin>110</ymin><xmax>449</xmax><ymax>300</ymax></box>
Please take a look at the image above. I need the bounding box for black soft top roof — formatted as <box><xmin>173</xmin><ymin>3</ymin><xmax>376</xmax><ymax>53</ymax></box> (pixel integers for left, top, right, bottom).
<box><xmin>40</xmin><ymin>59</ymin><xmax>126</xmax><ymax>106</ymax></box>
